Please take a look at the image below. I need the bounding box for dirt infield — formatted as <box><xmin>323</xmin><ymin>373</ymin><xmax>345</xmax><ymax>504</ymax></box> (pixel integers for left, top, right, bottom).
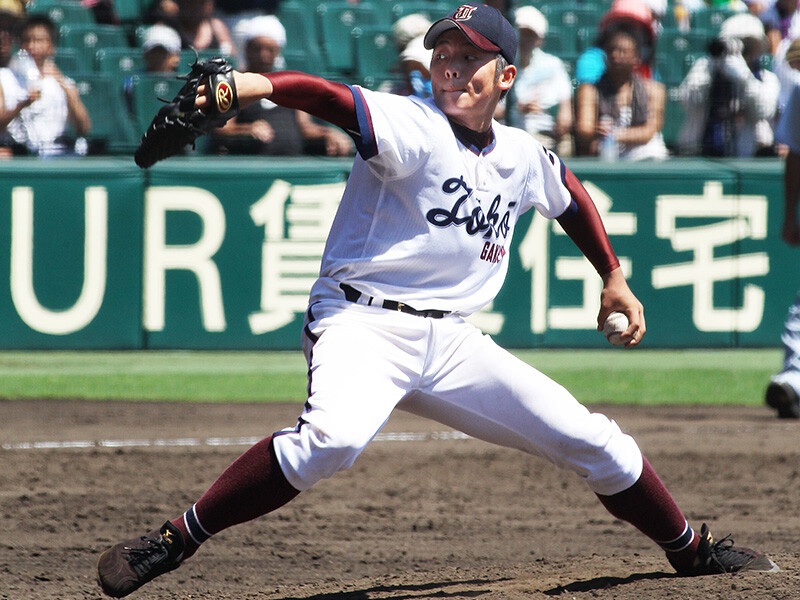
<box><xmin>2</xmin><ymin>398</ymin><xmax>800</xmax><ymax>600</ymax></box>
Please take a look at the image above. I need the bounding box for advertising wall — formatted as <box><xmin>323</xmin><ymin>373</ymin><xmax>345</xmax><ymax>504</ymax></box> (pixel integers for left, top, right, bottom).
<box><xmin>0</xmin><ymin>157</ymin><xmax>792</xmax><ymax>349</ymax></box>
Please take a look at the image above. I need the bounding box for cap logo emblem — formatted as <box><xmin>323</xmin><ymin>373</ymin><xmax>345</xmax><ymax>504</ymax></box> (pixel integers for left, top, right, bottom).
<box><xmin>216</xmin><ymin>81</ymin><xmax>233</xmax><ymax>112</ymax></box>
<box><xmin>453</xmin><ymin>5</ymin><xmax>477</xmax><ymax>20</ymax></box>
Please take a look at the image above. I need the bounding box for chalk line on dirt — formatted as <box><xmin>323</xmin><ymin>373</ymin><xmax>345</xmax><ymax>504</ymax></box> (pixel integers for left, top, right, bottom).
<box><xmin>1</xmin><ymin>430</ymin><xmax>471</xmax><ymax>451</ymax></box>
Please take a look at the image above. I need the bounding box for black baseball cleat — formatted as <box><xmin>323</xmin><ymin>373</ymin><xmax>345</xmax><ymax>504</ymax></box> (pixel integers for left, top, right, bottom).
<box><xmin>686</xmin><ymin>524</ymin><xmax>779</xmax><ymax>575</ymax></box>
<box><xmin>97</xmin><ymin>521</ymin><xmax>184</xmax><ymax>597</ymax></box>
<box><xmin>765</xmin><ymin>381</ymin><xmax>800</xmax><ymax>419</ymax></box>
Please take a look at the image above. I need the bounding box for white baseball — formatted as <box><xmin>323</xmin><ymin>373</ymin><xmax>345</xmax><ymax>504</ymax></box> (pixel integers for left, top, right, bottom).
<box><xmin>603</xmin><ymin>311</ymin><xmax>629</xmax><ymax>346</ymax></box>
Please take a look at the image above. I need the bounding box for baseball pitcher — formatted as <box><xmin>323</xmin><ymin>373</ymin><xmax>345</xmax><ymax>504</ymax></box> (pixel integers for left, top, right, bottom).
<box><xmin>98</xmin><ymin>5</ymin><xmax>776</xmax><ymax>597</ymax></box>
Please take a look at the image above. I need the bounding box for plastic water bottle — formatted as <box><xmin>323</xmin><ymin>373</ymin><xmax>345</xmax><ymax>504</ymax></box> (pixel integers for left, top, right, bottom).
<box><xmin>673</xmin><ymin>0</ymin><xmax>690</xmax><ymax>32</ymax></box>
<box><xmin>599</xmin><ymin>117</ymin><xmax>619</xmax><ymax>161</ymax></box>
<box><xmin>9</xmin><ymin>49</ymin><xmax>41</xmax><ymax>91</ymax></box>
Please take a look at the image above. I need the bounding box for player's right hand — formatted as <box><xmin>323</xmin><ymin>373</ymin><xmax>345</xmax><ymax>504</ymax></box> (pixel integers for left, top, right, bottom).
<box><xmin>598</xmin><ymin>267</ymin><xmax>645</xmax><ymax>348</ymax></box>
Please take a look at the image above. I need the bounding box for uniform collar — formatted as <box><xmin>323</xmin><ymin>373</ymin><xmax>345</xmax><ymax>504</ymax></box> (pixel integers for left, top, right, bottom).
<box><xmin>448</xmin><ymin>118</ymin><xmax>495</xmax><ymax>155</ymax></box>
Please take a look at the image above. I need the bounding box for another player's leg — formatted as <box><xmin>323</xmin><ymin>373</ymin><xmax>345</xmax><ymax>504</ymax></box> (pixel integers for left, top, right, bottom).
<box><xmin>403</xmin><ymin>319</ymin><xmax>777</xmax><ymax>575</ymax></box>
<box><xmin>765</xmin><ymin>293</ymin><xmax>800</xmax><ymax>419</ymax></box>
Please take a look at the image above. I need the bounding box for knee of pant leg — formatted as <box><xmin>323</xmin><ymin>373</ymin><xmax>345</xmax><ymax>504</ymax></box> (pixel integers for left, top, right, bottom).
<box><xmin>556</xmin><ymin>414</ymin><xmax>644</xmax><ymax>496</ymax></box>
<box><xmin>272</xmin><ymin>420</ymin><xmax>368</xmax><ymax>491</ymax></box>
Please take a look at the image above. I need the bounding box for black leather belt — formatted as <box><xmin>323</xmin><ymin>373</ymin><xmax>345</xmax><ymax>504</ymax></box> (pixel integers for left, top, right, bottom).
<box><xmin>339</xmin><ymin>283</ymin><xmax>450</xmax><ymax>319</ymax></box>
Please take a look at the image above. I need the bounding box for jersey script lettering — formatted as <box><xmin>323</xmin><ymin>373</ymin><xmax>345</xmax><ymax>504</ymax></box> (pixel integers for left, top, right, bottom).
<box><xmin>426</xmin><ymin>175</ymin><xmax>516</xmax><ymax>240</ymax></box>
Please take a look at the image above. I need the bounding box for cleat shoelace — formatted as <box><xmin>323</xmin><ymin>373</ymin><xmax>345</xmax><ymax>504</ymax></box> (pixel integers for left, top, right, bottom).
<box><xmin>124</xmin><ymin>537</ymin><xmax>170</xmax><ymax>577</ymax></box>
<box><xmin>707</xmin><ymin>534</ymin><xmax>755</xmax><ymax>572</ymax></box>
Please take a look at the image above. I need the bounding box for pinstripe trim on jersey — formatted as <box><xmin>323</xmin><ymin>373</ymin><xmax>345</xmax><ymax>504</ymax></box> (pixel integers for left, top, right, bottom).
<box><xmin>302</xmin><ymin>304</ymin><xmax>318</xmax><ymax>415</ymax></box>
<box><xmin>349</xmin><ymin>86</ymin><xmax>378</xmax><ymax>160</ymax></box>
<box><xmin>450</xmin><ymin>119</ymin><xmax>496</xmax><ymax>156</ymax></box>
<box><xmin>303</xmin><ymin>304</ymin><xmax>319</xmax><ymax>344</ymax></box>
<box><xmin>183</xmin><ymin>505</ymin><xmax>212</xmax><ymax>544</ymax></box>
<box><xmin>459</xmin><ymin>133</ymin><xmax>497</xmax><ymax>156</ymax></box>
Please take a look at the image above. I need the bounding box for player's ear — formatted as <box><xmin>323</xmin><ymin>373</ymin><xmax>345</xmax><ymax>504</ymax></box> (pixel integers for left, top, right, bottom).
<box><xmin>498</xmin><ymin>63</ymin><xmax>516</xmax><ymax>92</ymax></box>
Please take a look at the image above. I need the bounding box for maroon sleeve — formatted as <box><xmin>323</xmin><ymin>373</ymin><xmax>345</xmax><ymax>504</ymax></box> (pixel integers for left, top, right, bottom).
<box><xmin>261</xmin><ymin>71</ymin><xmax>358</xmax><ymax>132</ymax></box>
<box><xmin>555</xmin><ymin>165</ymin><xmax>620</xmax><ymax>276</ymax></box>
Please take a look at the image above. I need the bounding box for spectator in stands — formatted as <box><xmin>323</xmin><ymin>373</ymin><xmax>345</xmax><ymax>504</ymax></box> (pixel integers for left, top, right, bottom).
<box><xmin>0</xmin><ymin>9</ymin><xmax>17</xmax><ymax>67</ymax></box>
<box><xmin>146</xmin><ymin>0</ymin><xmax>175</xmax><ymax>21</ymax></box>
<box><xmin>575</xmin><ymin>0</ymin><xmax>659</xmax><ymax>85</ymax></box>
<box><xmin>377</xmin><ymin>17</ymin><xmax>432</xmax><ymax>97</ymax></box>
<box><xmin>483</xmin><ymin>0</ymin><xmax>511</xmax><ymax>17</ymax></box>
<box><xmin>85</xmin><ymin>0</ymin><xmax>121</xmax><ymax>25</ymax></box>
<box><xmin>218</xmin><ymin>0</ymin><xmax>283</xmax><ymax>60</ymax></box>
<box><xmin>141</xmin><ymin>23</ymin><xmax>181</xmax><ymax>73</ymax></box>
<box><xmin>218</xmin><ymin>0</ymin><xmax>282</xmax><ymax>30</ymax></box>
<box><xmin>123</xmin><ymin>24</ymin><xmax>181</xmax><ymax>135</ymax></box>
<box><xmin>150</xmin><ymin>0</ymin><xmax>236</xmax><ymax>59</ymax></box>
<box><xmin>642</xmin><ymin>0</ymin><xmax>667</xmax><ymax>21</ymax></box>
<box><xmin>762</xmin><ymin>0</ymin><xmax>800</xmax><ymax>54</ymax></box>
<box><xmin>211</xmin><ymin>15</ymin><xmax>352</xmax><ymax>157</ymax></box>
<box><xmin>387</xmin><ymin>35</ymin><xmax>432</xmax><ymax>99</ymax></box>
<box><xmin>677</xmin><ymin>13</ymin><xmax>779</xmax><ymax>156</ymax></box>
<box><xmin>743</xmin><ymin>0</ymin><xmax>773</xmax><ymax>18</ymax></box>
<box><xmin>0</xmin><ymin>14</ymin><xmax>91</xmax><ymax>156</ymax></box>
<box><xmin>776</xmin><ymin>36</ymin><xmax>800</xmax><ymax>114</ymax></box>
<box><xmin>575</xmin><ymin>28</ymin><xmax>668</xmax><ymax>159</ymax></box>
<box><xmin>500</xmin><ymin>5</ymin><xmax>573</xmax><ymax>155</ymax></box>
<box><xmin>0</xmin><ymin>10</ymin><xmax>18</xmax><ymax>157</ymax></box>
<box><xmin>0</xmin><ymin>0</ymin><xmax>23</xmax><ymax>18</ymax></box>
<box><xmin>392</xmin><ymin>13</ymin><xmax>431</xmax><ymax>54</ymax></box>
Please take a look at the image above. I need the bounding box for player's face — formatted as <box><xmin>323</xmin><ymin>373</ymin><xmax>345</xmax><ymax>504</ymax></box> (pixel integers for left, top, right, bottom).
<box><xmin>430</xmin><ymin>29</ymin><xmax>515</xmax><ymax>131</ymax></box>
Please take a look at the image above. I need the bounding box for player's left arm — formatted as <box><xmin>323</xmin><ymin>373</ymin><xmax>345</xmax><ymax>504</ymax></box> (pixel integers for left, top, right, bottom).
<box><xmin>197</xmin><ymin>71</ymin><xmax>358</xmax><ymax>132</ymax></box>
<box><xmin>556</xmin><ymin>165</ymin><xmax>645</xmax><ymax>347</ymax></box>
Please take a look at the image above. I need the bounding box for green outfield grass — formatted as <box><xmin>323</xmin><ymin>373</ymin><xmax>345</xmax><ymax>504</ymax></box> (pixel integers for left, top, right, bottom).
<box><xmin>0</xmin><ymin>349</ymin><xmax>783</xmax><ymax>406</ymax></box>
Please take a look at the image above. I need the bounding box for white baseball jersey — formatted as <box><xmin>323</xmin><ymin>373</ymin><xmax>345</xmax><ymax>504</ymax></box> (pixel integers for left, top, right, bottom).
<box><xmin>308</xmin><ymin>86</ymin><xmax>573</xmax><ymax>316</ymax></box>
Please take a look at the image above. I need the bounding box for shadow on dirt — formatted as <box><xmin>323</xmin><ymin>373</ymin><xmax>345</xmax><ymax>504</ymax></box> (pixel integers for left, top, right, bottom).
<box><xmin>278</xmin><ymin>577</ymin><xmax>511</xmax><ymax>599</ymax></box>
<box><xmin>543</xmin><ymin>571</ymin><xmax>673</xmax><ymax>595</ymax></box>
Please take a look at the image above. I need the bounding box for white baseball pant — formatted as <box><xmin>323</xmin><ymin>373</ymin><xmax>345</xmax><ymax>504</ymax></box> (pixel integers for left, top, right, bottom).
<box><xmin>272</xmin><ymin>300</ymin><xmax>643</xmax><ymax>496</ymax></box>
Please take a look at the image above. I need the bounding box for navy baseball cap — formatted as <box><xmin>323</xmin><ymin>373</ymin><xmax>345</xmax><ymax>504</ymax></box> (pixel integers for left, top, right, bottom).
<box><xmin>423</xmin><ymin>3</ymin><xmax>517</xmax><ymax>65</ymax></box>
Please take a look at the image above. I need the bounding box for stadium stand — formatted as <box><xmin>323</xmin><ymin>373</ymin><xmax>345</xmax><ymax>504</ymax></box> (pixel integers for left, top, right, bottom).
<box><xmin>26</xmin><ymin>0</ymin><xmax>93</xmax><ymax>27</ymax></box>
<box><xmin>316</xmin><ymin>2</ymin><xmax>383</xmax><ymax>73</ymax></box>
<box><xmin>352</xmin><ymin>25</ymin><xmax>398</xmax><ymax>87</ymax></box>
<box><xmin>53</xmin><ymin>47</ymin><xmax>82</xmax><ymax>77</ymax></box>
<box><xmin>691</xmin><ymin>5</ymin><xmax>737</xmax><ymax>34</ymax></box>
<box><xmin>59</xmin><ymin>23</ymin><xmax>130</xmax><ymax>71</ymax></box>
<box><xmin>276</xmin><ymin>0</ymin><xmax>323</xmax><ymax>73</ymax></box>
<box><xmin>72</xmin><ymin>72</ymin><xmax>139</xmax><ymax>153</ymax></box>
<box><xmin>7</xmin><ymin>0</ymin><xmax>778</xmax><ymax>158</ymax></box>
<box><xmin>390</xmin><ymin>1</ymin><xmax>457</xmax><ymax>22</ymax></box>
<box><xmin>542</xmin><ymin>3</ymin><xmax>606</xmax><ymax>33</ymax></box>
<box><xmin>127</xmin><ymin>74</ymin><xmax>184</xmax><ymax>132</ymax></box>
<box><xmin>113</xmin><ymin>0</ymin><xmax>146</xmax><ymax>23</ymax></box>
<box><xmin>96</xmin><ymin>46</ymin><xmax>140</xmax><ymax>87</ymax></box>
